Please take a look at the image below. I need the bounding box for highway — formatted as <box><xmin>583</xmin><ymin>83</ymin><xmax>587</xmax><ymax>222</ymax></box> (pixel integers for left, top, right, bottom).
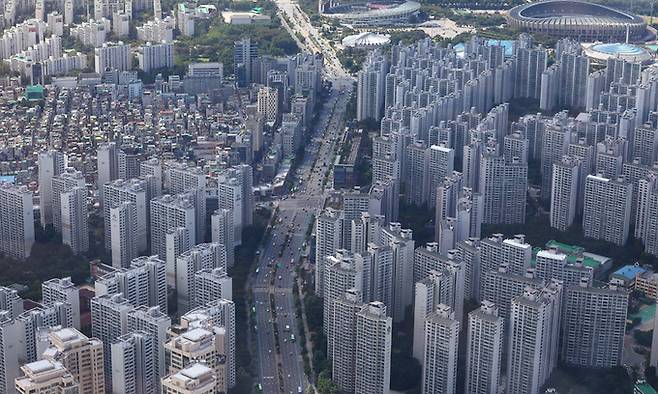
<box><xmin>249</xmin><ymin>1</ymin><xmax>354</xmax><ymax>391</ymax></box>
<box><xmin>250</xmin><ymin>78</ymin><xmax>352</xmax><ymax>392</ymax></box>
<box><xmin>276</xmin><ymin>0</ymin><xmax>350</xmax><ymax>79</ymax></box>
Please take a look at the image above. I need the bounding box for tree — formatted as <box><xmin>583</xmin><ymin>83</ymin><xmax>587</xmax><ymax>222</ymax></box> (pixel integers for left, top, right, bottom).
<box><xmin>317</xmin><ymin>370</ymin><xmax>338</xmax><ymax>394</ymax></box>
<box><xmin>634</xmin><ymin>330</ymin><xmax>653</xmax><ymax>347</ymax></box>
<box><xmin>304</xmin><ymin>294</ymin><xmax>324</xmax><ymax>331</ymax></box>
<box><xmin>390</xmin><ymin>352</ymin><xmax>422</xmax><ymax>391</ymax></box>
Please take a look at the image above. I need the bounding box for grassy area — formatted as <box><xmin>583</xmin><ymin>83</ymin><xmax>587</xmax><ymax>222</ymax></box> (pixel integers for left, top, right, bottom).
<box><xmin>390</xmin><ymin>310</ymin><xmax>422</xmax><ymax>393</ymax></box>
<box><xmin>175</xmin><ymin>17</ymin><xmax>299</xmax><ymax>75</ymax></box>
<box><xmin>399</xmin><ymin>202</ymin><xmax>435</xmax><ymax>246</ymax></box>
<box><xmin>0</xmin><ymin>225</ymin><xmax>90</xmax><ymax>301</ymax></box>
<box><xmin>544</xmin><ymin>365</ymin><xmax>633</xmax><ymax>394</ymax></box>
<box><xmin>297</xmin><ymin>0</ymin><xmax>318</xmax><ymax>17</ymax></box>
<box><xmin>337</xmin><ymin>47</ymin><xmax>368</xmax><ymax>74</ymax></box>
<box><xmin>421</xmin><ymin>6</ymin><xmax>506</xmax><ymax>28</ymax></box>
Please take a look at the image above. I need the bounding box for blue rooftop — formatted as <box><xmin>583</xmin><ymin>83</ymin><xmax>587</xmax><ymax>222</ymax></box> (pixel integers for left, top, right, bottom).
<box><xmin>612</xmin><ymin>264</ymin><xmax>646</xmax><ymax>281</ymax></box>
<box><xmin>486</xmin><ymin>39</ymin><xmax>515</xmax><ymax>56</ymax></box>
<box><xmin>0</xmin><ymin>175</ymin><xmax>15</xmax><ymax>184</ymax></box>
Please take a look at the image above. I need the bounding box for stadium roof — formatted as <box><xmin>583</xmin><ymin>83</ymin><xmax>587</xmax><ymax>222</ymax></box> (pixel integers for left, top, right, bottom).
<box><xmin>342</xmin><ymin>32</ymin><xmax>391</xmax><ymax>47</ymax></box>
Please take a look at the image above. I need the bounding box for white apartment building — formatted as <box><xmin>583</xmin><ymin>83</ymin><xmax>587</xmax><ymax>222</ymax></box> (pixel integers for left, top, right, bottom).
<box><xmin>165</xmin><ymin>227</ymin><xmax>192</xmax><ymax>286</ymax></box>
<box><xmin>164</xmin><ymin>326</ymin><xmax>227</xmax><ymax>393</ymax></box>
<box><xmin>426</xmin><ymin>144</ymin><xmax>455</xmax><ymax>209</ymax></box>
<box><xmin>167</xmin><ymin>162</ymin><xmax>207</xmax><ymax>243</ymax></box>
<box><xmin>217</xmin><ymin>170</ymin><xmax>244</xmax><ymax>246</ymax></box>
<box><xmin>550</xmin><ymin>155</ymin><xmax>581</xmax><ymax>231</ymax></box>
<box><xmin>582</xmin><ymin>174</ymin><xmax>632</xmax><ymax>246</ymax></box>
<box><xmin>381</xmin><ymin>223</ymin><xmax>415</xmax><ymax>322</ymax></box>
<box><xmin>94</xmin><ymin>41</ymin><xmax>130</xmax><ymax>73</ymax></box>
<box><xmin>46</xmin><ymin>12</ymin><xmax>64</xmax><ymax>35</ymax></box>
<box><xmin>481</xmin><ymin>264</ymin><xmax>544</xmax><ymax>320</ymax></box>
<box><xmin>362</xmin><ymin>243</ymin><xmax>392</xmax><ymax>308</ymax></box>
<box><xmin>61</xmin><ymin>186</ymin><xmax>89</xmax><ymax>255</ymax></box>
<box><xmin>479</xmin><ymin>234</ymin><xmax>532</xmax><ymax>278</ymax></box>
<box><xmin>465</xmin><ymin>301</ymin><xmax>504</xmax><ymax>394</ymax></box>
<box><xmin>37</xmin><ymin>150</ymin><xmax>66</xmax><ymax>228</ymax></box>
<box><xmin>534</xmin><ymin>248</ymin><xmax>593</xmax><ymax>287</ymax></box>
<box><xmin>16</xmin><ymin>302</ymin><xmax>74</xmax><ymax>363</ymax></box>
<box><xmin>315</xmin><ymin>208</ymin><xmax>343</xmax><ymax>295</ymax></box>
<box><xmin>140</xmin><ymin>158</ymin><xmax>163</xmax><ymax>196</ymax></box>
<box><xmin>324</xmin><ymin>250</ymin><xmax>363</xmax><ymax>347</ymax></box>
<box><xmin>111</xmin><ymin>331</ymin><xmax>157</xmax><ymax>394</ymax></box>
<box><xmin>138</xmin><ymin>41</ymin><xmax>173</xmax><ymax>73</ymax></box>
<box><xmin>479</xmin><ymin>152</ymin><xmax>528</xmax><ymax>224</ymax></box>
<box><xmin>354</xmin><ymin>302</ymin><xmax>391</xmax><ymax>394</ymax></box>
<box><xmin>42</xmin><ymin>277</ymin><xmax>80</xmax><ymax>329</ymax></box>
<box><xmin>413</xmin><ymin>265</ymin><xmax>464</xmax><ymax>361</ymax></box>
<box><xmin>456</xmin><ymin>238</ymin><xmax>482</xmax><ymax>301</ymax></box>
<box><xmin>636</xmin><ymin>173</ymin><xmax>658</xmax><ymax>256</ymax></box>
<box><xmin>0</xmin><ymin>19</ymin><xmax>47</xmax><ymax>60</ymax></box>
<box><xmin>51</xmin><ymin>168</ymin><xmax>85</xmax><ymax>233</ymax></box>
<box><xmin>562</xmin><ymin>280</ymin><xmax>628</xmax><ymax>368</ymax></box>
<box><xmin>111</xmin><ymin>202</ymin><xmax>138</xmax><ymax>268</ymax></box>
<box><xmin>211</xmin><ymin>209</ymin><xmax>234</xmax><ymax>268</ymax></box>
<box><xmin>421</xmin><ymin>304</ymin><xmax>459</xmax><ymax>394</ymax></box>
<box><xmin>0</xmin><ymin>183</ymin><xmax>34</xmax><ymax>260</ymax></box>
<box><xmin>357</xmin><ymin>50</ymin><xmax>387</xmax><ymax>121</ymax></box>
<box><xmin>70</xmin><ymin>18</ymin><xmax>110</xmax><ymax>47</ymax></box>
<box><xmin>176</xmin><ymin>242</ymin><xmax>227</xmax><ymax>313</ymax></box>
<box><xmin>194</xmin><ymin>267</ymin><xmax>232</xmax><ymax>309</ymax></box>
<box><xmin>0</xmin><ymin>286</ymin><xmax>23</xmax><ymax>319</ymax></box>
<box><xmin>90</xmin><ymin>293</ymin><xmax>132</xmax><ymax>388</ymax></box>
<box><xmin>137</xmin><ymin>17</ymin><xmax>175</xmax><ymax>42</ymax></box>
<box><xmin>0</xmin><ymin>312</ymin><xmax>19</xmax><ymax>394</ymax></box>
<box><xmin>507</xmin><ymin>284</ymin><xmax>562</xmax><ymax>394</ymax></box>
<box><xmin>95</xmin><ymin>255</ymin><xmax>167</xmax><ymax>312</ymax></box>
<box><xmin>103</xmin><ymin>178</ymin><xmax>148</xmax><ymax>254</ymax></box>
<box><xmin>150</xmin><ymin>193</ymin><xmax>196</xmax><ymax>264</ymax></box>
<box><xmin>127</xmin><ymin>306</ymin><xmax>171</xmax><ymax>380</ymax></box>
<box><xmin>330</xmin><ymin>289</ymin><xmax>363</xmax><ymax>393</ymax></box>
<box><xmin>349</xmin><ymin>212</ymin><xmax>385</xmax><ymax>255</ymax></box>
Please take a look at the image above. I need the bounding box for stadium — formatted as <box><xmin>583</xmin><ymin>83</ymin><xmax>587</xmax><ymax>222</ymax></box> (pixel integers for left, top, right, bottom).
<box><xmin>582</xmin><ymin>43</ymin><xmax>654</xmax><ymax>64</ymax></box>
<box><xmin>507</xmin><ymin>0</ymin><xmax>647</xmax><ymax>42</ymax></box>
<box><xmin>320</xmin><ymin>0</ymin><xmax>421</xmax><ymax>27</ymax></box>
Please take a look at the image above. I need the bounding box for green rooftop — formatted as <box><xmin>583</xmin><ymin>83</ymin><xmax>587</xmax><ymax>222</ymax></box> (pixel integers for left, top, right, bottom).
<box><xmin>635</xmin><ymin>382</ymin><xmax>658</xmax><ymax>394</ymax></box>
<box><xmin>25</xmin><ymin>84</ymin><xmax>44</xmax><ymax>101</ymax></box>
<box><xmin>530</xmin><ymin>242</ymin><xmax>602</xmax><ymax>270</ymax></box>
<box><xmin>546</xmin><ymin>240</ymin><xmax>585</xmax><ymax>255</ymax></box>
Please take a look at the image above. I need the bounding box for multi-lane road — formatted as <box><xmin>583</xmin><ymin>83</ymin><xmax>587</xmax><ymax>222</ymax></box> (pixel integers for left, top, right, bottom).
<box><xmin>250</xmin><ymin>78</ymin><xmax>352</xmax><ymax>392</ymax></box>
<box><xmin>248</xmin><ymin>1</ymin><xmax>354</xmax><ymax>391</ymax></box>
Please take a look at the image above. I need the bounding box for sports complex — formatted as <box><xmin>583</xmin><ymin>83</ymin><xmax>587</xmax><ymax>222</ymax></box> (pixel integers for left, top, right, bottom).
<box><xmin>320</xmin><ymin>0</ymin><xmax>421</xmax><ymax>27</ymax></box>
<box><xmin>507</xmin><ymin>0</ymin><xmax>647</xmax><ymax>42</ymax></box>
